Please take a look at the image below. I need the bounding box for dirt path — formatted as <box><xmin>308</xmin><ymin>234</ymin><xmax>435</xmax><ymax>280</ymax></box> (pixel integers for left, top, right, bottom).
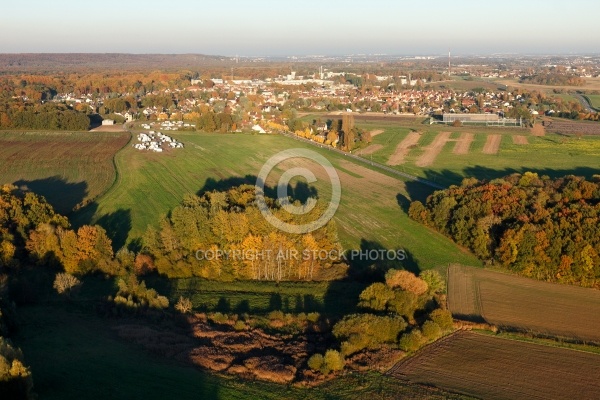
<box><xmin>370</xmin><ymin>129</ymin><xmax>384</xmax><ymax>137</ymax></box>
<box><xmin>355</xmin><ymin>144</ymin><xmax>383</xmax><ymax>155</ymax></box>
<box><xmin>531</xmin><ymin>124</ymin><xmax>546</xmax><ymax>137</ymax></box>
<box><xmin>416</xmin><ymin>131</ymin><xmax>452</xmax><ymax>167</ymax></box>
<box><xmin>482</xmin><ymin>134</ymin><xmax>501</xmax><ymax>154</ymax></box>
<box><xmin>513</xmin><ymin>135</ymin><xmax>528</xmax><ymax>145</ymax></box>
<box><xmin>453</xmin><ymin>132</ymin><xmax>474</xmax><ymax>155</ymax></box>
<box><xmin>387</xmin><ymin>131</ymin><xmax>421</xmax><ymax>166</ymax></box>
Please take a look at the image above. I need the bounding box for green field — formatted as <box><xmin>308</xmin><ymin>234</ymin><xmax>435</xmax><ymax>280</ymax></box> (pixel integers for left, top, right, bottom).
<box><xmin>149</xmin><ymin>278</ymin><xmax>365</xmax><ymax>317</ymax></box>
<box><xmin>0</xmin><ymin>131</ymin><xmax>130</xmax><ymax>214</ymax></box>
<box><xmin>71</xmin><ymin>131</ymin><xmax>480</xmax><ymax>270</ymax></box>
<box><xmin>356</xmin><ymin>122</ymin><xmax>600</xmax><ymax>187</ymax></box>
<box><xmin>585</xmin><ymin>94</ymin><xmax>600</xmax><ymax>109</ymax></box>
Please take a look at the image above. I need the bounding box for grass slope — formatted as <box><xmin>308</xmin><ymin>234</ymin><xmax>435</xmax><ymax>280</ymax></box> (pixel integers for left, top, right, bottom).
<box><xmin>72</xmin><ymin>132</ymin><xmax>480</xmax><ymax>271</ymax></box>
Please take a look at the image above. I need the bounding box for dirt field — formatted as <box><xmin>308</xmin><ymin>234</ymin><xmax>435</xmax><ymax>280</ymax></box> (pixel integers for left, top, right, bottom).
<box><xmin>452</xmin><ymin>132</ymin><xmax>474</xmax><ymax>155</ymax></box>
<box><xmin>387</xmin><ymin>131</ymin><xmax>421</xmax><ymax>166</ymax></box>
<box><xmin>544</xmin><ymin>120</ymin><xmax>600</xmax><ymax>136</ymax></box>
<box><xmin>448</xmin><ymin>265</ymin><xmax>600</xmax><ymax>342</ymax></box>
<box><xmin>415</xmin><ymin>132</ymin><xmax>451</xmax><ymax>167</ymax></box>
<box><xmin>531</xmin><ymin>124</ymin><xmax>546</xmax><ymax>137</ymax></box>
<box><xmin>512</xmin><ymin>135</ymin><xmax>528</xmax><ymax>145</ymax></box>
<box><xmin>370</xmin><ymin>129</ymin><xmax>384</xmax><ymax>137</ymax></box>
<box><xmin>90</xmin><ymin>125</ymin><xmax>127</xmax><ymax>132</ymax></box>
<box><xmin>389</xmin><ymin>331</ymin><xmax>600</xmax><ymax>400</ymax></box>
<box><xmin>482</xmin><ymin>134</ymin><xmax>501</xmax><ymax>154</ymax></box>
<box><xmin>0</xmin><ymin>131</ymin><xmax>130</xmax><ymax>214</ymax></box>
<box><xmin>355</xmin><ymin>144</ymin><xmax>383</xmax><ymax>155</ymax></box>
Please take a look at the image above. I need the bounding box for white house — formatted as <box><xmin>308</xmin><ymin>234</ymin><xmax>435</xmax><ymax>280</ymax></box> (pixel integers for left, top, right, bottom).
<box><xmin>102</xmin><ymin>119</ymin><xmax>115</xmax><ymax>126</ymax></box>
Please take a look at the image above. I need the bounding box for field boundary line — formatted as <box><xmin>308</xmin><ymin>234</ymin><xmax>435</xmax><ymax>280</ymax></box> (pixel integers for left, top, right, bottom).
<box><xmin>78</xmin><ymin>129</ymin><xmax>133</xmax><ymax>211</ymax></box>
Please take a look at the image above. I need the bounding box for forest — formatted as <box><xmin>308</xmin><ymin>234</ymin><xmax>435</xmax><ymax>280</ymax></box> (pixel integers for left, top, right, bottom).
<box><xmin>409</xmin><ymin>173</ymin><xmax>600</xmax><ymax>287</ymax></box>
<box><xmin>142</xmin><ymin>185</ymin><xmax>345</xmax><ymax>281</ymax></box>
<box><xmin>520</xmin><ymin>72</ymin><xmax>586</xmax><ymax>87</ymax></box>
<box><xmin>0</xmin><ymin>102</ymin><xmax>90</xmax><ymax>131</ymax></box>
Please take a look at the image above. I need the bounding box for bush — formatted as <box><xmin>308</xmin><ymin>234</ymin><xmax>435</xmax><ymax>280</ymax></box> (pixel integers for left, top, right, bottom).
<box><xmin>112</xmin><ymin>275</ymin><xmax>169</xmax><ymax>311</ymax></box>
<box><xmin>387</xmin><ymin>290</ymin><xmax>419</xmax><ymax>320</ymax></box>
<box><xmin>53</xmin><ymin>273</ymin><xmax>81</xmax><ymax>295</ymax></box>
<box><xmin>233</xmin><ymin>320</ymin><xmax>247</xmax><ymax>331</ymax></box>
<box><xmin>208</xmin><ymin>312</ymin><xmax>229</xmax><ymax>325</ymax></box>
<box><xmin>175</xmin><ymin>296</ymin><xmax>193</xmax><ymax>314</ymax></box>
<box><xmin>399</xmin><ymin>330</ymin><xmax>424</xmax><ymax>352</ymax></box>
<box><xmin>268</xmin><ymin>310</ymin><xmax>285</xmax><ymax>321</ymax></box>
<box><xmin>307</xmin><ymin>353</ymin><xmax>324</xmax><ymax>372</ymax></box>
<box><xmin>429</xmin><ymin>309</ymin><xmax>454</xmax><ymax>331</ymax></box>
<box><xmin>306</xmin><ymin>312</ymin><xmax>320</xmax><ymax>323</ymax></box>
<box><xmin>0</xmin><ymin>337</ymin><xmax>34</xmax><ymax>399</ymax></box>
<box><xmin>420</xmin><ymin>270</ymin><xmax>446</xmax><ymax>294</ymax></box>
<box><xmin>323</xmin><ymin>349</ymin><xmax>345</xmax><ymax>373</ymax></box>
<box><xmin>421</xmin><ymin>320</ymin><xmax>442</xmax><ymax>340</ymax></box>
<box><xmin>333</xmin><ymin>314</ymin><xmax>407</xmax><ymax>356</ymax></box>
<box><xmin>358</xmin><ymin>282</ymin><xmax>395</xmax><ymax>311</ymax></box>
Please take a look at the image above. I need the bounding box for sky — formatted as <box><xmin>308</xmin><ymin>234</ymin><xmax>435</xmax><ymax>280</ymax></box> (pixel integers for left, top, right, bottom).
<box><xmin>1</xmin><ymin>0</ymin><xmax>598</xmax><ymax>56</ymax></box>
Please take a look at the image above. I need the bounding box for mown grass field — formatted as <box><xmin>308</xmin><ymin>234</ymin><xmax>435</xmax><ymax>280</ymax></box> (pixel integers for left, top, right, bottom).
<box><xmin>0</xmin><ymin>131</ymin><xmax>130</xmax><ymax>214</ymax></box>
<box><xmin>447</xmin><ymin>265</ymin><xmax>600</xmax><ymax>342</ymax></box>
<box><xmin>354</xmin><ymin>120</ymin><xmax>600</xmax><ymax>187</ymax></box>
<box><xmin>147</xmin><ymin>277</ymin><xmax>365</xmax><ymax>317</ymax></box>
<box><xmin>389</xmin><ymin>331</ymin><xmax>600</xmax><ymax>400</ymax></box>
<box><xmin>71</xmin><ymin>131</ymin><xmax>480</xmax><ymax>271</ymax></box>
<box><xmin>586</xmin><ymin>94</ymin><xmax>600</xmax><ymax>109</ymax></box>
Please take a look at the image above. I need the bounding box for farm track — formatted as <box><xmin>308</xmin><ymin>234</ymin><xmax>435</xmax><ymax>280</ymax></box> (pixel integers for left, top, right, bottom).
<box><xmin>387</xmin><ymin>131</ymin><xmax>421</xmax><ymax>165</ymax></box>
<box><xmin>452</xmin><ymin>132</ymin><xmax>474</xmax><ymax>155</ymax></box>
<box><xmin>416</xmin><ymin>132</ymin><xmax>452</xmax><ymax>167</ymax></box>
<box><xmin>512</xmin><ymin>135</ymin><xmax>528</xmax><ymax>145</ymax></box>
<box><xmin>482</xmin><ymin>134</ymin><xmax>501</xmax><ymax>154</ymax></box>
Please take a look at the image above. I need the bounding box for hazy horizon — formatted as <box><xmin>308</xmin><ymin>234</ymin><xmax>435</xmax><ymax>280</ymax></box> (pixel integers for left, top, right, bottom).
<box><xmin>1</xmin><ymin>0</ymin><xmax>598</xmax><ymax>56</ymax></box>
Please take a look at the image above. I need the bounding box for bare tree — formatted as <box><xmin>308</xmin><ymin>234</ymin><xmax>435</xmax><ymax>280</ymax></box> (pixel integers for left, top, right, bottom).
<box><xmin>175</xmin><ymin>296</ymin><xmax>193</xmax><ymax>314</ymax></box>
<box><xmin>53</xmin><ymin>273</ymin><xmax>81</xmax><ymax>296</ymax></box>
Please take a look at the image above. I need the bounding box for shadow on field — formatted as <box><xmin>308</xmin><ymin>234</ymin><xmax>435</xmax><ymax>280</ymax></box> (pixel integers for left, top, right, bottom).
<box><xmin>68</xmin><ymin>202</ymin><xmax>132</xmax><ymax>252</ymax></box>
<box><xmin>95</xmin><ymin>209</ymin><xmax>132</xmax><ymax>251</ymax></box>
<box><xmin>14</xmin><ymin>176</ymin><xmax>88</xmax><ymax>215</ymax></box>
<box><xmin>345</xmin><ymin>239</ymin><xmax>421</xmax><ymax>280</ymax></box>
<box><xmin>198</xmin><ymin>175</ymin><xmax>319</xmax><ymax>205</ymax></box>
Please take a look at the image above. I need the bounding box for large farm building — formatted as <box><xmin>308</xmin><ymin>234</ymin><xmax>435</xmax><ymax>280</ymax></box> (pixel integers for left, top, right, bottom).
<box><xmin>440</xmin><ymin>113</ymin><xmax>522</xmax><ymax>126</ymax></box>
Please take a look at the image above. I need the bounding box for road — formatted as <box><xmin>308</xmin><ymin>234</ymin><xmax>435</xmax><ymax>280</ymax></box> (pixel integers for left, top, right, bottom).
<box><xmin>278</xmin><ymin>131</ymin><xmax>445</xmax><ymax>190</ymax></box>
<box><xmin>574</xmin><ymin>93</ymin><xmax>599</xmax><ymax>113</ymax></box>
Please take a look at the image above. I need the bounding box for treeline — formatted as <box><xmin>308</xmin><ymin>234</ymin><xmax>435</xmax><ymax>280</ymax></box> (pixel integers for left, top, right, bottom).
<box><xmin>520</xmin><ymin>73</ymin><xmax>586</xmax><ymax>87</ymax></box>
<box><xmin>0</xmin><ymin>184</ymin><xmax>118</xmax><ymax>278</ymax></box>
<box><xmin>409</xmin><ymin>173</ymin><xmax>600</xmax><ymax>287</ymax></box>
<box><xmin>0</xmin><ymin>185</ymin><xmax>71</xmax><ymax>399</ymax></box>
<box><xmin>142</xmin><ymin>185</ymin><xmax>344</xmax><ymax>280</ymax></box>
<box><xmin>0</xmin><ymin>102</ymin><xmax>90</xmax><ymax>131</ymax></box>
